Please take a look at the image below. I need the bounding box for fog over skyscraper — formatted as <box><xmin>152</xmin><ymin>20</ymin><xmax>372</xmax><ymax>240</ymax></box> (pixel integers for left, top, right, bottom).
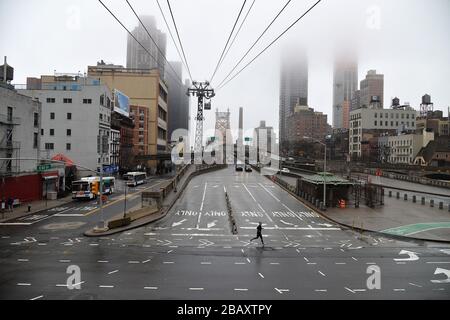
<box><xmin>127</xmin><ymin>16</ymin><xmax>167</xmax><ymax>77</ymax></box>
<box><xmin>279</xmin><ymin>46</ymin><xmax>308</xmax><ymax>146</ymax></box>
<box><xmin>332</xmin><ymin>53</ymin><xmax>358</xmax><ymax>129</ymax></box>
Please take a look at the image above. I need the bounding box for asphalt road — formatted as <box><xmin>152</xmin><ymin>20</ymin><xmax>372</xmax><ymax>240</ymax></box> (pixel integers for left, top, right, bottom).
<box><xmin>1</xmin><ymin>167</ymin><xmax>449</xmax><ymax>300</ymax></box>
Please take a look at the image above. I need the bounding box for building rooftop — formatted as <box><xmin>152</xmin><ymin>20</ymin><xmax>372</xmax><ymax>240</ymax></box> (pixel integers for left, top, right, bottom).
<box><xmin>301</xmin><ymin>172</ymin><xmax>354</xmax><ymax>185</ymax></box>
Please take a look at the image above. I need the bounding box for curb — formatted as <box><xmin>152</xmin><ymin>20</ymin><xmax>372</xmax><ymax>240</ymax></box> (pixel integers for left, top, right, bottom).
<box><xmin>266</xmin><ymin>174</ymin><xmax>450</xmax><ymax>244</ymax></box>
<box><xmin>84</xmin><ymin>165</ymin><xmax>227</xmax><ymax>237</ymax></box>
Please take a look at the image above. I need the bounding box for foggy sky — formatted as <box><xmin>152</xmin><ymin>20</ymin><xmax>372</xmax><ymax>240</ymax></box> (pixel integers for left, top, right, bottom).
<box><xmin>1</xmin><ymin>0</ymin><xmax>449</xmax><ymax>139</ymax></box>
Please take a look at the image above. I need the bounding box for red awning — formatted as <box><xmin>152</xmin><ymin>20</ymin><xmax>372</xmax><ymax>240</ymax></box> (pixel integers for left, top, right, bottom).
<box><xmin>51</xmin><ymin>154</ymin><xmax>74</xmax><ymax>166</ymax></box>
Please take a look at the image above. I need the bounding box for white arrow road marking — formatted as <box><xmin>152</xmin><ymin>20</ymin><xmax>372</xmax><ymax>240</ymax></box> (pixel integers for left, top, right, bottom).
<box><xmin>199</xmin><ymin>239</ymin><xmax>214</xmax><ymax>247</ymax></box>
<box><xmin>275</xmin><ymin>288</ymin><xmax>289</xmax><ymax>294</ymax></box>
<box><xmin>440</xmin><ymin>249</ymin><xmax>450</xmax><ymax>255</ymax></box>
<box><xmin>172</xmin><ymin>219</ymin><xmax>187</xmax><ymax>228</ymax></box>
<box><xmin>431</xmin><ymin>268</ymin><xmax>450</xmax><ymax>283</ymax></box>
<box><xmin>207</xmin><ymin>220</ymin><xmax>217</xmax><ymax>228</ymax></box>
<box><xmin>394</xmin><ymin>250</ymin><xmax>419</xmax><ymax>262</ymax></box>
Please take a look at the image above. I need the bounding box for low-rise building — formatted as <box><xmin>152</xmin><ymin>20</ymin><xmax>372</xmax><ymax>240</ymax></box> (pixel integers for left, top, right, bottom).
<box><xmin>378</xmin><ymin>129</ymin><xmax>434</xmax><ymax>164</ymax></box>
<box><xmin>88</xmin><ymin>63</ymin><xmax>169</xmax><ymax>174</ymax></box>
<box><xmin>349</xmin><ymin>98</ymin><xmax>417</xmax><ymax>159</ymax></box>
<box><xmin>286</xmin><ymin>104</ymin><xmax>328</xmax><ymax>143</ymax></box>
<box><xmin>20</xmin><ymin>74</ymin><xmax>112</xmax><ymax>174</ymax></box>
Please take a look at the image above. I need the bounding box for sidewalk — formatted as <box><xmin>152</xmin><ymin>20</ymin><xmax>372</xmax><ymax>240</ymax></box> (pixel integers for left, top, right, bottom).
<box><xmin>275</xmin><ymin>174</ymin><xmax>450</xmax><ymax>243</ymax></box>
<box><xmin>0</xmin><ymin>195</ymin><xmax>74</xmax><ymax>223</ymax></box>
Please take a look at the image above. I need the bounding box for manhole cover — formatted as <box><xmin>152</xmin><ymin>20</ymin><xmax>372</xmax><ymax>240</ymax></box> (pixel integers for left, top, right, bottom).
<box><xmin>41</xmin><ymin>222</ymin><xmax>86</xmax><ymax>230</ymax></box>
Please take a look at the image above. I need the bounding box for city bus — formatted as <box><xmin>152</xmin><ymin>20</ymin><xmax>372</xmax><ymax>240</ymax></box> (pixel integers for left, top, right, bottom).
<box><xmin>124</xmin><ymin>172</ymin><xmax>147</xmax><ymax>187</ymax></box>
<box><xmin>72</xmin><ymin>176</ymin><xmax>115</xmax><ymax>200</ymax></box>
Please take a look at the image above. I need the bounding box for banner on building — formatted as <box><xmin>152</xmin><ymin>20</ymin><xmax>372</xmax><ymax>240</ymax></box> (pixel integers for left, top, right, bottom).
<box><xmin>113</xmin><ymin>89</ymin><xmax>130</xmax><ymax>117</ymax></box>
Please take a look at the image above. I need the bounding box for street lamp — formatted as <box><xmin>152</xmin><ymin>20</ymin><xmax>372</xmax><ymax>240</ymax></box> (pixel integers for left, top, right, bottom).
<box><xmin>303</xmin><ymin>136</ymin><xmax>327</xmax><ymax>210</ymax></box>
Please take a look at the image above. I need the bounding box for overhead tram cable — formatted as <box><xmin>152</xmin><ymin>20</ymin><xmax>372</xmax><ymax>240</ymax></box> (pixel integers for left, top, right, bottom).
<box><xmin>216</xmin><ymin>0</ymin><xmax>293</xmax><ymax>90</ymax></box>
<box><xmin>98</xmin><ymin>0</ymin><xmax>182</xmax><ymax>85</ymax></box>
<box><xmin>166</xmin><ymin>0</ymin><xmax>194</xmax><ymax>83</ymax></box>
<box><xmin>209</xmin><ymin>0</ymin><xmax>248</xmax><ymax>85</ymax></box>
<box><xmin>218</xmin><ymin>0</ymin><xmax>322</xmax><ymax>91</ymax></box>
<box><xmin>156</xmin><ymin>0</ymin><xmax>191</xmax><ymax>83</ymax></box>
<box><xmin>125</xmin><ymin>0</ymin><xmax>184</xmax><ymax>84</ymax></box>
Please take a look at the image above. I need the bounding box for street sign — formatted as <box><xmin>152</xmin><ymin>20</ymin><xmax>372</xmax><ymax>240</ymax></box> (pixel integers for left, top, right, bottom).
<box><xmin>37</xmin><ymin>164</ymin><xmax>52</xmax><ymax>172</ymax></box>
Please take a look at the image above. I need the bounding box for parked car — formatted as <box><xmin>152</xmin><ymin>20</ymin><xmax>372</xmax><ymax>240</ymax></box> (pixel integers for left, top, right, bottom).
<box><xmin>245</xmin><ymin>165</ymin><xmax>252</xmax><ymax>172</ymax></box>
<box><xmin>281</xmin><ymin>168</ymin><xmax>290</xmax><ymax>173</ymax></box>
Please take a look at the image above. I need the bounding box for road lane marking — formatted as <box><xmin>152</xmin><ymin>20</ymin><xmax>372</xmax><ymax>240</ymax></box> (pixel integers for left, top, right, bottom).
<box><xmin>128</xmin><ymin>261</ymin><xmax>140</xmax><ymax>264</ymax></box>
<box><xmin>142</xmin><ymin>259</ymin><xmax>152</xmax><ymax>264</ymax></box>
<box><xmin>352</xmin><ymin>257</ymin><xmax>358</xmax><ymax>261</ymax></box>
<box><xmin>353</xmin><ymin>289</ymin><xmax>366</xmax><ymax>292</ymax></box>
<box><xmin>318</xmin><ymin>271</ymin><xmax>326</xmax><ymax>277</ymax></box>
<box><xmin>307</xmin><ymin>263</ymin><xmax>317</xmax><ymax>265</ymax></box>
<box><xmin>345</xmin><ymin>287</ymin><xmax>355</xmax><ymax>293</ymax></box>
<box><xmin>144</xmin><ymin>287</ymin><xmax>158</xmax><ymax>290</ymax></box>
<box><xmin>201</xmin><ymin>262</ymin><xmax>212</xmax><ymax>265</ymax></box>
<box><xmin>335</xmin><ymin>262</ymin><xmax>346</xmax><ymax>265</ymax></box>
<box><xmin>246</xmin><ymin>258</ymin><xmax>251</xmax><ymax>263</ymax></box>
<box><xmin>315</xmin><ymin>289</ymin><xmax>327</xmax><ymax>292</ymax></box>
<box><xmin>259</xmin><ymin>183</ymin><xmax>280</xmax><ymax>202</ymax></box>
<box><xmin>275</xmin><ymin>288</ymin><xmax>289</xmax><ymax>294</ymax></box>
<box><xmin>30</xmin><ymin>295</ymin><xmax>43</xmax><ymax>300</ymax></box>
<box><xmin>59</xmin><ymin>260</ymin><xmax>71</xmax><ymax>263</ymax></box>
<box><xmin>199</xmin><ymin>182</ymin><xmax>207</xmax><ymax>213</ymax></box>
<box><xmin>393</xmin><ymin>288</ymin><xmax>405</xmax><ymax>292</ymax></box>
<box><xmin>99</xmin><ymin>285</ymin><xmax>114</xmax><ymax>288</ymax></box>
<box><xmin>18</xmin><ymin>259</ymin><xmax>29</xmax><ymax>262</ymax></box>
<box><xmin>234</xmin><ymin>288</ymin><xmax>248</xmax><ymax>291</ymax></box>
<box><xmin>108</xmin><ymin>270</ymin><xmax>119</xmax><ymax>275</ymax></box>
<box><xmin>97</xmin><ymin>260</ymin><xmax>109</xmax><ymax>263</ymax></box>
<box><xmin>17</xmin><ymin>283</ymin><xmax>31</xmax><ymax>286</ymax></box>
<box><xmin>163</xmin><ymin>261</ymin><xmax>174</xmax><ymax>264</ymax></box>
<box><xmin>258</xmin><ymin>273</ymin><xmax>264</xmax><ymax>279</ymax></box>
<box><xmin>409</xmin><ymin>282</ymin><xmax>422</xmax><ymax>287</ymax></box>
<box><xmin>234</xmin><ymin>262</ymin><xmax>246</xmax><ymax>265</ymax></box>
<box><xmin>189</xmin><ymin>288</ymin><xmax>204</xmax><ymax>291</ymax></box>
<box><xmin>426</xmin><ymin>262</ymin><xmax>450</xmax><ymax>264</ymax></box>
<box><xmin>270</xmin><ymin>262</ymin><xmax>280</xmax><ymax>265</ymax></box>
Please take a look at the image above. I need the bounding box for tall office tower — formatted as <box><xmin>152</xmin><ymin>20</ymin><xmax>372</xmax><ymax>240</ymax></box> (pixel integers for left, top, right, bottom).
<box><xmin>279</xmin><ymin>47</ymin><xmax>308</xmax><ymax>147</ymax></box>
<box><xmin>359</xmin><ymin>70</ymin><xmax>384</xmax><ymax>109</ymax></box>
<box><xmin>332</xmin><ymin>56</ymin><xmax>358</xmax><ymax>129</ymax></box>
<box><xmin>127</xmin><ymin>16</ymin><xmax>167</xmax><ymax>77</ymax></box>
<box><xmin>165</xmin><ymin>61</ymin><xmax>190</xmax><ymax>141</ymax></box>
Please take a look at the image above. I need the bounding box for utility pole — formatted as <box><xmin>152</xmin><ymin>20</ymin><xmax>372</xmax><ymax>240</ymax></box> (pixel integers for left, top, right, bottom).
<box><xmin>187</xmin><ymin>81</ymin><xmax>215</xmax><ymax>164</ymax></box>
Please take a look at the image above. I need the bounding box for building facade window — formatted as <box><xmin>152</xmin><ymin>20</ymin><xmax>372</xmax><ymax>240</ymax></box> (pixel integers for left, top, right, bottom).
<box><xmin>45</xmin><ymin>143</ymin><xmax>54</xmax><ymax>150</ymax></box>
<box><xmin>46</xmin><ymin>98</ymin><xmax>56</xmax><ymax>103</ymax></box>
<box><xmin>83</xmin><ymin>99</ymin><xmax>92</xmax><ymax>104</ymax></box>
<box><xmin>50</xmin><ymin>129</ymin><xmax>55</xmax><ymax>136</ymax></box>
<box><xmin>66</xmin><ymin>143</ymin><xmax>71</xmax><ymax>151</ymax></box>
<box><xmin>50</xmin><ymin>112</ymin><xmax>55</xmax><ymax>120</ymax></box>
<box><xmin>67</xmin><ymin>129</ymin><xmax>72</xmax><ymax>136</ymax></box>
<box><xmin>67</xmin><ymin>113</ymin><xmax>72</xmax><ymax>120</ymax></box>
<box><xmin>41</xmin><ymin>129</ymin><xmax>44</xmax><ymax>135</ymax></box>
<box><xmin>34</xmin><ymin>113</ymin><xmax>39</xmax><ymax>127</ymax></box>
<box><xmin>33</xmin><ymin>133</ymin><xmax>38</xmax><ymax>149</ymax></box>
<box><xmin>63</xmin><ymin>98</ymin><xmax>72</xmax><ymax>104</ymax></box>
